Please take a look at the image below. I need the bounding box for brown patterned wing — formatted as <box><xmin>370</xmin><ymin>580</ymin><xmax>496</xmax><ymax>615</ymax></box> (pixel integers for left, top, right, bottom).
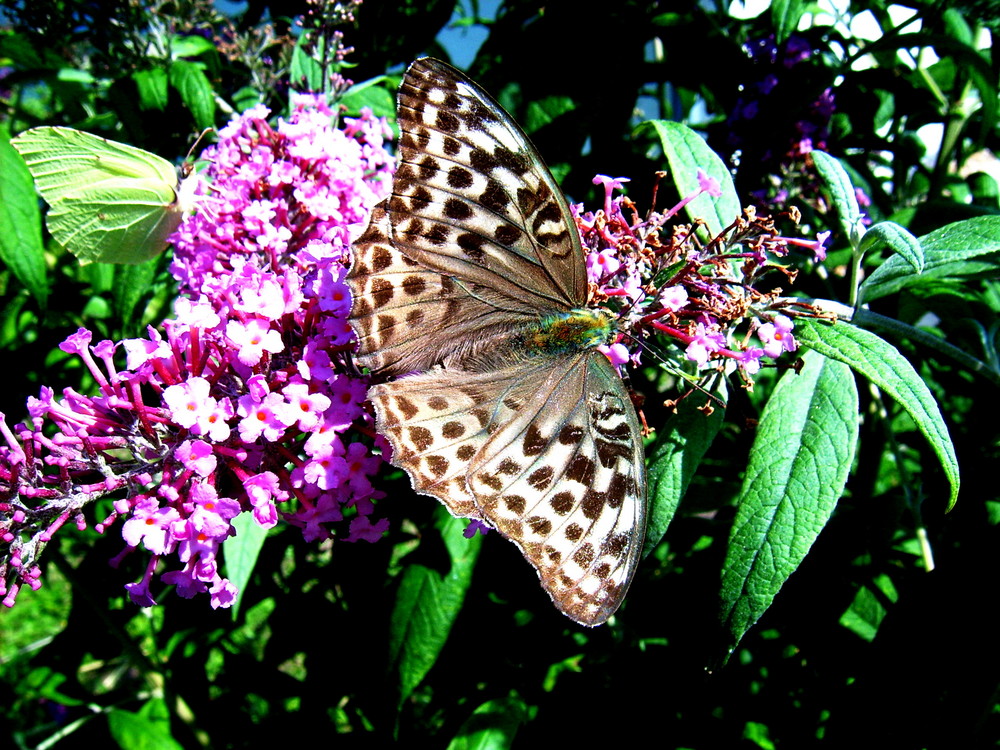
<box><xmin>389</xmin><ymin>57</ymin><xmax>588</xmax><ymax>312</ymax></box>
<box><xmin>369</xmin><ymin>351</ymin><xmax>646</xmax><ymax>627</ymax></box>
<box><xmin>349</xmin><ymin>203</ymin><xmax>525</xmax><ymax>376</ymax></box>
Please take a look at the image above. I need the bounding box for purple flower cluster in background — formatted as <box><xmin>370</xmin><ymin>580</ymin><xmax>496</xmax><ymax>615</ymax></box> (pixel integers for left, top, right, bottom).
<box><xmin>718</xmin><ymin>34</ymin><xmax>837</xmax><ymax>206</ymax></box>
<box><xmin>0</xmin><ymin>94</ymin><xmax>394</xmax><ymax>608</ymax></box>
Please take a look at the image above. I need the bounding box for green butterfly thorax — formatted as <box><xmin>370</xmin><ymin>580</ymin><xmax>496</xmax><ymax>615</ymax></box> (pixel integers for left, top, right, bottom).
<box><xmin>523</xmin><ymin>309</ymin><xmax>617</xmax><ymax>356</ymax></box>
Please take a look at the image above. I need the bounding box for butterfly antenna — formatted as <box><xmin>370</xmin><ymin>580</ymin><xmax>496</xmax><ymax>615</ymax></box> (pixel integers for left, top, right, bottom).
<box><xmin>182</xmin><ymin>129</ymin><xmax>215</xmax><ymax>175</ymax></box>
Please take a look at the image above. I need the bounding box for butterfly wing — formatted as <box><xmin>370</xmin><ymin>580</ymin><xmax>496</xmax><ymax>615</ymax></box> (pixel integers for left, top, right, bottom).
<box><xmin>349</xmin><ymin>57</ymin><xmax>592</xmax><ymax>377</ymax></box>
<box><xmin>12</xmin><ymin>127</ymin><xmax>178</xmax><ymax>203</ymax></box>
<box><xmin>12</xmin><ymin>127</ymin><xmax>182</xmax><ymax>264</ymax></box>
<box><xmin>48</xmin><ymin>180</ymin><xmax>185</xmax><ymax>264</ymax></box>
<box><xmin>349</xmin><ymin>203</ymin><xmax>530</xmax><ymax>376</ymax></box>
<box><xmin>392</xmin><ymin>58</ymin><xmax>587</xmax><ymax>306</ymax></box>
<box><xmin>369</xmin><ymin>350</ymin><xmax>645</xmax><ymax>627</ymax></box>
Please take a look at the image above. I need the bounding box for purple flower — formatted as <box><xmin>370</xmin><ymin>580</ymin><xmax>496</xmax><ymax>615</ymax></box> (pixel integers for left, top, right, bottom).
<box><xmin>0</xmin><ymin>95</ymin><xmax>395</xmax><ymax>608</ymax></box>
<box><xmin>464</xmin><ymin>519</ymin><xmax>491</xmax><ymax>538</ymax></box>
<box><xmin>345</xmin><ymin>515</ymin><xmax>390</xmax><ymax>543</ymax></box>
<box><xmin>122</xmin><ymin>499</ymin><xmax>179</xmax><ymax>554</ymax></box>
<box><xmin>757</xmin><ymin>315</ymin><xmax>798</xmax><ymax>358</ymax></box>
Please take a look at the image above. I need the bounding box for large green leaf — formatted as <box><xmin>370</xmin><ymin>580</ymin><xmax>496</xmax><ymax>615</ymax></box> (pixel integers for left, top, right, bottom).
<box><xmin>0</xmin><ymin>130</ymin><xmax>49</xmax><ymax>307</ymax></box>
<box><xmin>797</xmin><ymin>319</ymin><xmax>959</xmax><ymax>508</ymax></box>
<box><xmin>224</xmin><ymin>511</ymin><xmax>271</xmax><ymax>619</ymax></box>
<box><xmin>812</xmin><ymin>151</ymin><xmax>863</xmax><ymax>245</ymax></box>
<box><xmin>861</xmin><ymin>215</ymin><xmax>1000</xmax><ymax>302</ymax></box>
<box><xmin>446</xmin><ymin>695</ymin><xmax>529</xmax><ymax>750</ymax></box>
<box><xmin>859</xmin><ymin>220</ymin><xmax>924</xmax><ymax>274</ymax></box>
<box><xmin>111</xmin><ymin>257</ymin><xmax>159</xmax><ymax>334</ymax></box>
<box><xmin>643</xmin><ymin>380</ymin><xmax>727</xmax><ymax>558</ymax></box>
<box><xmin>169</xmin><ymin>59</ymin><xmax>215</xmax><ymax>131</ymax></box>
<box><xmin>720</xmin><ymin>351</ymin><xmax>858</xmax><ymax>651</ymax></box>
<box><xmin>389</xmin><ymin>508</ymin><xmax>482</xmax><ymax>705</ymax></box>
<box><xmin>638</xmin><ymin>120</ymin><xmax>740</xmax><ymax>236</ymax></box>
<box><xmin>107</xmin><ymin>698</ymin><xmax>182</xmax><ymax>750</ymax></box>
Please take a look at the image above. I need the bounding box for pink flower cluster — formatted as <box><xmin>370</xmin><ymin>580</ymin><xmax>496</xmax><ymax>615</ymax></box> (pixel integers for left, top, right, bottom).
<box><xmin>575</xmin><ymin>174</ymin><xmax>825</xmax><ymax>379</ymax></box>
<box><xmin>0</xmin><ymin>94</ymin><xmax>394</xmax><ymax>608</ymax></box>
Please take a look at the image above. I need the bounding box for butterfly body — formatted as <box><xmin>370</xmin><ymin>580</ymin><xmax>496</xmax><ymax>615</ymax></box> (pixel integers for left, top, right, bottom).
<box><xmin>348</xmin><ymin>58</ymin><xmax>645</xmax><ymax>626</ymax></box>
<box><xmin>524</xmin><ymin>309</ymin><xmax>616</xmax><ymax>355</ymax></box>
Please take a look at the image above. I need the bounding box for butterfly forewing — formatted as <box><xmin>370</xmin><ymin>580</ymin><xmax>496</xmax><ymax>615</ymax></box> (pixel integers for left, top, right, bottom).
<box><xmin>12</xmin><ymin>126</ymin><xmax>185</xmax><ymax>264</ymax></box>
<box><xmin>348</xmin><ymin>58</ymin><xmax>646</xmax><ymax>626</ymax></box>
<box><xmin>351</xmin><ymin>204</ymin><xmax>535</xmax><ymax>376</ymax></box>
<box><xmin>391</xmin><ymin>58</ymin><xmax>587</xmax><ymax>311</ymax></box>
<box><xmin>12</xmin><ymin>127</ymin><xmax>178</xmax><ymax>204</ymax></box>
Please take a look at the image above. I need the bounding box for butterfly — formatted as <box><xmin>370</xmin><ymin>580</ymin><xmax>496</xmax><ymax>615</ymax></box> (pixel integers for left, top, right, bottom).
<box><xmin>12</xmin><ymin>126</ymin><xmax>193</xmax><ymax>264</ymax></box>
<box><xmin>347</xmin><ymin>58</ymin><xmax>646</xmax><ymax>626</ymax></box>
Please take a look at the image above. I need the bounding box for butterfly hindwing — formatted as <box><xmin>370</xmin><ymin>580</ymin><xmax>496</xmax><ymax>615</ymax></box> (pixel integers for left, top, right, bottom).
<box><xmin>368</xmin><ymin>351</ymin><xmax>645</xmax><ymax>626</ymax></box>
<box><xmin>466</xmin><ymin>351</ymin><xmax>645</xmax><ymax>625</ymax></box>
<box><xmin>49</xmin><ymin>180</ymin><xmax>184</xmax><ymax>264</ymax></box>
<box><xmin>367</xmin><ymin>364</ymin><xmax>525</xmax><ymax>519</ymax></box>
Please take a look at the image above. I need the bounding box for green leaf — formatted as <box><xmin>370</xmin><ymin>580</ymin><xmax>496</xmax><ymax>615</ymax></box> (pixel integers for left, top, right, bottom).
<box><xmin>638</xmin><ymin>120</ymin><xmax>740</xmax><ymax>237</ymax></box>
<box><xmin>11</xmin><ymin>127</ymin><xmax>188</xmax><ymax>264</ymax></box>
<box><xmin>290</xmin><ymin>34</ymin><xmax>327</xmax><ymax>93</ymax></box>
<box><xmin>943</xmin><ymin>7</ymin><xmax>974</xmax><ymax>45</ymax></box>
<box><xmin>111</xmin><ymin>258</ymin><xmax>158</xmax><ymax>332</ymax></box>
<box><xmin>744</xmin><ymin>721</ymin><xmax>777</xmax><ymax>750</ymax></box>
<box><xmin>861</xmin><ymin>215</ymin><xmax>1000</xmax><ymax>302</ymax></box>
<box><xmin>643</xmin><ymin>381</ymin><xmax>727</xmax><ymax>557</ymax></box>
<box><xmin>859</xmin><ymin>220</ymin><xmax>923</xmax><ymax>274</ymax></box>
<box><xmin>524</xmin><ymin>95</ymin><xmax>575</xmax><ymax>134</ymax></box>
<box><xmin>23</xmin><ymin>666</ymin><xmax>86</xmax><ymax>706</ymax></box>
<box><xmin>171</xmin><ymin>34</ymin><xmax>216</xmax><ymax>58</ymax></box>
<box><xmin>771</xmin><ymin>0</ymin><xmax>807</xmax><ymax>44</ymax></box>
<box><xmin>797</xmin><ymin>319</ymin><xmax>960</xmax><ymax>508</ymax></box>
<box><xmin>340</xmin><ymin>77</ymin><xmax>395</xmax><ymax>118</ymax></box>
<box><xmin>232</xmin><ymin>86</ymin><xmax>263</xmax><ymax>113</ymax></box>
<box><xmin>0</xmin><ymin>562</ymin><xmax>71</xmax><ymax>662</ymax></box>
<box><xmin>446</xmin><ymin>695</ymin><xmax>529</xmax><ymax>750</ymax></box>
<box><xmin>839</xmin><ymin>574</ymin><xmax>898</xmax><ymax>642</ymax></box>
<box><xmin>720</xmin><ymin>351</ymin><xmax>858</xmax><ymax>651</ymax></box>
<box><xmin>168</xmin><ymin>59</ymin><xmax>215</xmax><ymax>131</ymax></box>
<box><xmin>389</xmin><ymin>508</ymin><xmax>482</xmax><ymax>705</ymax></box>
<box><xmin>133</xmin><ymin>67</ymin><xmax>169</xmax><ymax>111</ymax></box>
<box><xmin>224</xmin><ymin>511</ymin><xmax>271</xmax><ymax>619</ymax></box>
<box><xmin>0</xmin><ymin>131</ymin><xmax>49</xmax><ymax>308</ymax></box>
<box><xmin>107</xmin><ymin>698</ymin><xmax>183</xmax><ymax>750</ymax></box>
<box><xmin>812</xmin><ymin>151</ymin><xmax>863</xmax><ymax>246</ymax></box>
